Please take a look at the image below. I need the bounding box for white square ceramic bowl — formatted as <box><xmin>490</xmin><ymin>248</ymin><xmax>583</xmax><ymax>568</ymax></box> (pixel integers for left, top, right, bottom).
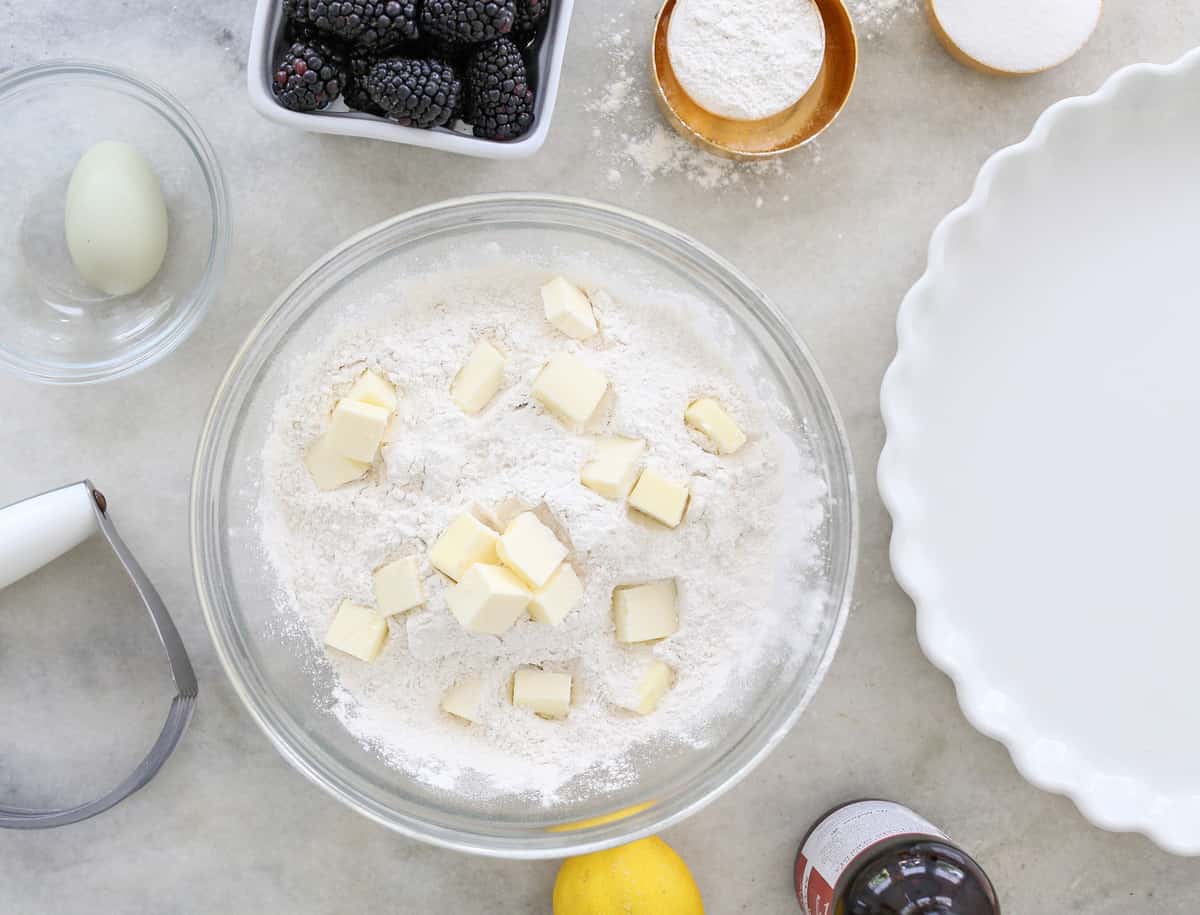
<box><xmin>247</xmin><ymin>0</ymin><xmax>573</xmax><ymax>159</ymax></box>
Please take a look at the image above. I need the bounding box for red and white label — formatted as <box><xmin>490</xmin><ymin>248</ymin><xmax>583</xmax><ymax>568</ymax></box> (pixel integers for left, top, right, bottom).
<box><xmin>794</xmin><ymin>800</ymin><xmax>948</xmax><ymax>915</ymax></box>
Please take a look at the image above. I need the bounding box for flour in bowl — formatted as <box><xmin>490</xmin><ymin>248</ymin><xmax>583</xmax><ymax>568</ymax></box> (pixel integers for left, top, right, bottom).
<box><xmin>258</xmin><ymin>263</ymin><xmax>828</xmax><ymax>802</ymax></box>
<box><xmin>668</xmin><ymin>0</ymin><xmax>826</xmax><ymax>122</ymax></box>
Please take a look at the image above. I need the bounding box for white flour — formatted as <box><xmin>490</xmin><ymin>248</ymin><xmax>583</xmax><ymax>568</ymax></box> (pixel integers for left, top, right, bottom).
<box><xmin>620</xmin><ymin>123</ymin><xmax>788</xmax><ymax>190</ymax></box>
<box><xmin>591</xmin><ymin>24</ymin><xmax>794</xmax><ymax>190</ymax></box>
<box><xmin>590</xmin><ymin>0</ymin><xmax>914</xmax><ymax>188</ymax></box>
<box><xmin>668</xmin><ymin>0</ymin><xmax>826</xmax><ymax>122</ymax></box>
<box><xmin>258</xmin><ymin>263</ymin><xmax>828</xmax><ymax>803</ymax></box>
<box><xmin>847</xmin><ymin>0</ymin><xmax>917</xmax><ymax>39</ymax></box>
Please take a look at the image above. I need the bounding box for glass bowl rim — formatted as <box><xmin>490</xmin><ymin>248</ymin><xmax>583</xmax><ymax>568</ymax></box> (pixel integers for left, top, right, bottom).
<box><xmin>0</xmin><ymin>59</ymin><xmax>232</xmax><ymax>385</ymax></box>
<box><xmin>191</xmin><ymin>192</ymin><xmax>858</xmax><ymax>857</ymax></box>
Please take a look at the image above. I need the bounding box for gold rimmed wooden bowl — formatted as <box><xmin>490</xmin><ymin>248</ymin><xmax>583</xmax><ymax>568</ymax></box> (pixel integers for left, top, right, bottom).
<box><xmin>651</xmin><ymin>0</ymin><xmax>858</xmax><ymax>161</ymax></box>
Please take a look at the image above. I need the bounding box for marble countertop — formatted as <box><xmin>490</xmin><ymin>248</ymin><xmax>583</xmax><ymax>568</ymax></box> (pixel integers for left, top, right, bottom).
<box><xmin>3</xmin><ymin>1</ymin><xmax>1199</xmax><ymax>911</ymax></box>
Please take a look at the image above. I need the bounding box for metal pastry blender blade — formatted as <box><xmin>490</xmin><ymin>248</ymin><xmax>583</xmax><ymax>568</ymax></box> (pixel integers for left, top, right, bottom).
<box><xmin>0</xmin><ymin>480</ymin><xmax>197</xmax><ymax>829</ymax></box>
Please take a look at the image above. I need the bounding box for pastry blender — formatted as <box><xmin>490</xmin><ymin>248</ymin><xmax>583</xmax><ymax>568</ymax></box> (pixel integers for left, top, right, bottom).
<box><xmin>0</xmin><ymin>480</ymin><xmax>196</xmax><ymax>829</ymax></box>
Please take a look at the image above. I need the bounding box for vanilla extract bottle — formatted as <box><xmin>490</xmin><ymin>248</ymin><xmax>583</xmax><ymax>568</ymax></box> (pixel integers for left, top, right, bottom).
<box><xmin>795</xmin><ymin>800</ymin><xmax>1000</xmax><ymax>915</ymax></box>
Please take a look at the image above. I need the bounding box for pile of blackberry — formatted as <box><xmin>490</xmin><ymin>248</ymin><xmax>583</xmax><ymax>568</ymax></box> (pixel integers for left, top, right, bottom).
<box><xmin>272</xmin><ymin>0</ymin><xmax>545</xmax><ymax>140</ymax></box>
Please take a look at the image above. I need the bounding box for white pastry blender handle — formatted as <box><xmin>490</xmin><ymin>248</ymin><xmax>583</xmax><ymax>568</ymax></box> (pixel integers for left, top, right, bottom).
<box><xmin>0</xmin><ymin>482</ymin><xmax>98</xmax><ymax>592</ymax></box>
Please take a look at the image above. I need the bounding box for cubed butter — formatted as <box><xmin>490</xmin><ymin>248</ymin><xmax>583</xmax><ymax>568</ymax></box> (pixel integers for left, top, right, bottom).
<box><xmin>445</xmin><ymin>563</ymin><xmax>531</xmax><ymax>635</ymax></box>
<box><xmin>685</xmin><ymin>397</ymin><xmax>747</xmax><ymax>454</ymax></box>
<box><xmin>633</xmin><ymin>660</ymin><xmax>674</xmax><ymax>715</ymax></box>
<box><xmin>347</xmin><ymin>369</ymin><xmax>398</xmax><ymax>412</ymax></box>
<box><xmin>532</xmin><ymin>353</ymin><xmax>609</xmax><ymax>427</ymax></box>
<box><xmin>441</xmin><ymin>676</ymin><xmax>485</xmax><ymax>723</ymax></box>
<box><xmin>613</xmin><ymin>579</ymin><xmax>679</xmax><ymax>643</ymax></box>
<box><xmin>430</xmin><ymin>512</ymin><xmax>500</xmax><ymax>581</ymax></box>
<box><xmin>628</xmin><ymin>468</ymin><xmax>690</xmax><ymax>528</ymax></box>
<box><xmin>541</xmin><ymin>276</ymin><xmax>598</xmax><ymax>340</ymax></box>
<box><xmin>304</xmin><ymin>433</ymin><xmax>370</xmax><ymax>490</ymax></box>
<box><xmin>327</xmin><ymin>398</ymin><xmax>390</xmax><ymax>463</ymax></box>
<box><xmin>372</xmin><ymin>556</ymin><xmax>424</xmax><ymax>616</ymax></box>
<box><xmin>529</xmin><ymin>563</ymin><xmax>583</xmax><ymax>626</ymax></box>
<box><xmin>451</xmin><ymin>340</ymin><xmax>506</xmax><ymax>414</ymax></box>
<box><xmin>512</xmin><ymin>668</ymin><xmax>572</xmax><ymax>719</ymax></box>
<box><xmin>496</xmin><ymin>512</ymin><xmax>568</xmax><ymax>589</ymax></box>
<box><xmin>324</xmin><ymin>600</ymin><xmax>389</xmax><ymax>662</ymax></box>
<box><xmin>581</xmin><ymin>436</ymin><xmax>645</xmax><ymax>500</ymax></box>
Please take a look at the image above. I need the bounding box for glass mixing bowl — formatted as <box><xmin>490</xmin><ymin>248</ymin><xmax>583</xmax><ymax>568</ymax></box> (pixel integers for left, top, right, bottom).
<box><xmin>0</xmin><ymin>61</ymin><xmax>230</xmax><ymax>384</ymax></box>
<box><xmin>192</xmin><ymin>194</ymin><xmax>857</xmax><ymax>857</ymax></box>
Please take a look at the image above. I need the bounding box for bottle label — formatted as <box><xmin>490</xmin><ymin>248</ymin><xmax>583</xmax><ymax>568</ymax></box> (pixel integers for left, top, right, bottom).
<box><xmin>795</xmin><ymin>800</ymin><xmax>948</xmax><ymax>915</ymax></box>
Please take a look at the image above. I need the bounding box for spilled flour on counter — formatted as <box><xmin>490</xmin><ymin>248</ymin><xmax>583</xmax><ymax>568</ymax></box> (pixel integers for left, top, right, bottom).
<box><xmin>847</xmin><ymin>0</ymin><xmax>917</xmax><ymax>38</ymax></box>
<box><xmin>591</xmin><ymin>23</ymin><xmax>794</xmax><ymax>190</ymax></box>
<box><xmin>621</xmin><ymin>124</ymin><xmax>789</xmax><ymax>190</ymax></box>
<box><xmin>258</xmin><ymin>263</ymin><xmax>828</xmax><ymax>803</ymax></box>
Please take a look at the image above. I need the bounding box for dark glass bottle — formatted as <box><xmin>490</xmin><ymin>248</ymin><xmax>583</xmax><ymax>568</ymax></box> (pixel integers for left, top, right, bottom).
<box><xmin>794</xmin><ymin>800</ymin><xmax>1000</xmax><ymax>915</ymax></box>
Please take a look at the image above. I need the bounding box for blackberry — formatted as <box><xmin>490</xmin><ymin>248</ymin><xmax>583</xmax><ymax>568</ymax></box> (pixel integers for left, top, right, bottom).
<box><xmin>344</xmin><ymin>53</ymin><xmax>387</xmax><ymax>114</ymax></box>
<box><xmin>273</xmin><ymin>39</ymin><xmax>348</xmax><ymax>111</ymax></box>
<box><xmin>282</xmin><ymin>0</ymin><xmax>311</xmax><ymax>23</ymax></box>
<box><xmin>291</xmin><ymin>0</ymin><xmax>419</xmax><ymax>48</ymax></box>
<box><xmin>465</xmin><ymin>38</ymin><xmax>534</xmax><ymax>140</ymax></box>
<box><xmin>513</xmin><ymin>0</ymin><xmax>548</xmax><ymax>33</ymax></box>
<box><xmin>364</xmin><ymin>57</ymin><xmax>463</xmax><ymax>129</ymax></box>
<box><xmin>420</xmin><ymin>0</ymin><xmax>515</xmax><ymax>44</ymax></box>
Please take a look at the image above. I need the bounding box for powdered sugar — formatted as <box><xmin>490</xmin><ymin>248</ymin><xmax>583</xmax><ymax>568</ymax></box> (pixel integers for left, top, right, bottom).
<box><xmin>258</xmin><ymin>263</ymin><xmax>827</xmax><ymax>803</ymax></box>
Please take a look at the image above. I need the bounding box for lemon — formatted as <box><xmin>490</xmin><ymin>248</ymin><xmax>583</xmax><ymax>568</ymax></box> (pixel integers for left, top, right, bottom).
<box><xmin>548</xmin><ymin>802</ymin><xmax>656</xmax><ymax>833</ymax></box>
<box><xmin>553</xmin><ymin>836</ymin><xmax>705</xmax><ymax>915</ymax></box>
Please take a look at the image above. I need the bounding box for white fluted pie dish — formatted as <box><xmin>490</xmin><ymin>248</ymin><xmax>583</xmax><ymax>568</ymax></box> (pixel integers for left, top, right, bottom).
<box><xmin>880</xmin><ymin>47</ymin><xmax>1200</xmax><ymax>855</ymax></box>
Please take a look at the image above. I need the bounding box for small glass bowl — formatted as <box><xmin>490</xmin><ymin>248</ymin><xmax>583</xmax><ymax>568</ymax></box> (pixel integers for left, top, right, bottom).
<box><xmin>0</xmin><ymin>61</ymin><xmax>230</xmax><ymax>385</ymax></box>
<box><xmin>192</xmin><ymin>194</ymin><xmax>857</xmax><ymax>858</ymax></box>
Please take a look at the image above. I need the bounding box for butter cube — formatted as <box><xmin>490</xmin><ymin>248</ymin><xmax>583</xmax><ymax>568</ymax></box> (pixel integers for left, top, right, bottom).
<box><xmin>372</xmin><ymin>556</ymin><xmax>424</xmax><ymax>616</ymax></box>
<box><xmin>347</xmin><ymin>369</ymin><xmax>397</xmax><ymax>412</ymax></box>
<box><xmin>430</xmin><ymin>513</ymin><xmax>500</xmax><ymax>581</ymax></box>
<box><xmin>451</xmin><ymin>340</ymin><xmax>506</xmax><ymax>414</ymax></box>
<box><xmin>304</xmin><ymin>433</ymin><xmax>370</xmax><ymax>490</ymax></box>
<box><xmin>328</xmin><ymin>398</ymin><xmax>390</xmax><ymax>463</ymax></box>
<box><xmin>496</xmin><ymin>512</ymin><xmax>568</xmax><ymax>589</ymax></box>
<box><xmin>541</xmin><ymin>276</ymin><xmax>598</xmax><ymax>340</ymax></box>
<box><xmin>532</xmin><ymin>353</ymin><xmax>609</xmax><ymax>427</ymax></box>
<box><xmin>441</xmin><ymin>676</ymin><xmax>484</xmax><ymax>723</ymax></box>
<box><xmin>628</xmin><ymin>469</ymin><xmax>690</xmax><ymax>528</ymax></box>
<box><xmin>633</xmin><ymin>661</ymin><xmax>674</xmax><ymax>715</ymax></box>
<box><xmin>529</xmin><ymin>563</ymin><xmax>583</xmax><ymax>626</ymax></box>
<box><xmin>685</xmin><ymin>397</ymin><xmax>746</xmax><ymax>454</ymax></box>
<box><xmin>512</xmin><ymin>668</ymin><xmax>572</xmax><ymax>719</ymax></box>
<box><xmin>613</xmin><ymin>579</ymin><xmax>679</xmax><ymax>643</ymax></box>
<box><xmin>445</xmin><ymin>563</ymin><xmax>531</xmax><ymax>635</ymax></box>
<box><xmin>581</xmin><ymin>436</ymin><xmax>645</xmax><ymax>500</ymax></box>
<box><xmin>324</xmin><ymin>600</ymin><xmax>389</xmax><ymax>662</ymax></box>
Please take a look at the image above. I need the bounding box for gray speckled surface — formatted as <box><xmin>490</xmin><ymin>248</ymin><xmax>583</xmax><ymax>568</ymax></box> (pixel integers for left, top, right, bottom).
<box><xmin>2</xmin><ymin>1</ymin><xmax>1200</xmax><ymax>911</ymax></box>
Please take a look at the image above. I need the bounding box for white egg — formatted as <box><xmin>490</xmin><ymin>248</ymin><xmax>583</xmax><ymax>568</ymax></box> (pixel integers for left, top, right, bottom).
<box><xmin>65</xmin><ymin>140</ymin><xmax>169</xmax><ymax>297</ymax></box>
